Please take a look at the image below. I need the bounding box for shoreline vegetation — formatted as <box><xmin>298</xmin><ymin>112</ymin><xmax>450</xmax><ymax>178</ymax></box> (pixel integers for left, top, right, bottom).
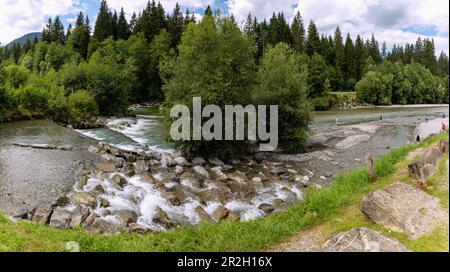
<box><xmin>0</xmin><ymin>133</ymin><xmax>447</xmax><ymax>252</ymax></box>
<box><xmin>1</xmin><ymin>0</ymin><xmax>449</xmax><ymax>157</ymax></box>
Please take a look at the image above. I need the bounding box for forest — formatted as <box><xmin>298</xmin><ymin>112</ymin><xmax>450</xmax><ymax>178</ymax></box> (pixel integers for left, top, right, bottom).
<box><xmin>0</xmin><ymin>0</ymin><xmax>449</xmax><ymax>156</ymax></box>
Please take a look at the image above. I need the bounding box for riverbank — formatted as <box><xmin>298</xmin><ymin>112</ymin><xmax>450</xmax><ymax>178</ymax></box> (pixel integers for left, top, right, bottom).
<box><xmin>0</xmin><ymin>133</ymin><xmax>447</xmax><ymax>251</ymax></box>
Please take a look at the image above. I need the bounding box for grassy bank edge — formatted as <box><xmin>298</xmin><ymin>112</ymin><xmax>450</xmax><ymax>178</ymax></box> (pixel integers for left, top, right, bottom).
<box><xmin>0</xmin><ymin>133</ymin><xmax>448</xmax><ymax>252</ymax></box>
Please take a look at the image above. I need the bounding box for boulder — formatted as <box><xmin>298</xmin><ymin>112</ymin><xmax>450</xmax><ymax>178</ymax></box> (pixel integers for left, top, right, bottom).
<box><xmin>32</xmin><ymin>206</ymin><xmax>53</xmax><ymax>224</ymax></box>
<box><xmin>13</xmin><ymin>143</ymin><xmax>30</xmax><ymax>147</ymax></box>
<box><xmin>228</xmin><ymin>179</ymin><xmax>255</xmax><ymax>199</ymax></box>
<box><xmin>96</xmin><ymin>163</ymin><xmax>117</xmax><ymax>173</ymax></box>
<box><xmin>195</xmin><ymin>206</ymin><xmax>215</xmax><ymax>223</ymax></box>
<box><xmin>11</xmin><ymin>208</ymin><xmax>33</xmax><ymax>220</ymax></box>
<box><xmin>124</xmin><ymin>153</ymin><xmax>137</xmax><ymax>163</ymax></box>
<box><xmin>408</xmin><ymin>147</ymin><xmax>443</xmax><ymax>183</ymax></box>
<box><xmin>258</xmin><ymin>203</ymin><xmax>275</xmax><ymax>214</ymax></box>
<box><xmin>72</xmin><ymin>192</ymin><xmax>97</xmax><ymax>208</ymax></box>
<box><xmin>254</xmin><ymin>153</ymin><xmax>266</xmax><ymax>163</ymax></box>
<box><xmin>49</xmin><ymin>208</ymin><xmax>72</xmax><ymax>228</ymax></box>
<box><xmin>83</xmin><ymin>212</ymin><xmax>99</xmax><ymax>227</ymax></box>
<box><xmin>192</xmin><ymin>166</ymin><xmax>210</xmax><ymax>179</ymax></box>
<box><xmin>360</xmin><ymin>182</ymin><xmax>448</xmax><ymax>239</ymax></box>
<box><xmin>69</xmin><ymin>206</ymin><xmax>90</xmax><ymax>228</ymax></box>
<box><xmin>113</xmin><ymin>210</ymin><xmax>139</xmax><ymax>227</ymax></box>
<box><xmin>191</xmin><ymin>157</ymin><xmax>206</xmax><ymax>166</ymax></box>
<box><xmin>228</xmin><ymin>171</ymin><xmax>246</xmax><ymax>183</ymax></box>
<box><xmin>99</xmin><ymin>197</ymin><xmax>110</xmax><ymax>208</ymax></box>
<box><xmin>321</xmin><ymin>228</ymin><xmax>411</xmax><ymax>252</ymax></box>
<box><xmin>250</xmin><ymin>177</ymin><xmax>264</xmax><ymax>190</ymax></box>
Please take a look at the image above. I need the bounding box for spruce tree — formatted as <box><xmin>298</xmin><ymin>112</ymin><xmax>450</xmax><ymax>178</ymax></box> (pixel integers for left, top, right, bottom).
<box><xmin>117</xmin><ymin>7</ymin><xmax>131</xmax><ymax>40</ymax></box>
<box><xmin>291</xmin><ymin>11</ymin><xmax>305</xmax><ymax>54</ymax></box>
<box><xmin>93</xmin><ymin>0</ymin><xmax>114</xmax><ymax>42</ymax></box>
<box><xmin>305</xmin><ymin>20</ymin><xmax>320</xmax><ymax>56</ymax></box>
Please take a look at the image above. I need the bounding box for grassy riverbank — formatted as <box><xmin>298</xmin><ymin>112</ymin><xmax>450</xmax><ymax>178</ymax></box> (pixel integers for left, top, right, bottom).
<box><xmin>0</xmin><ymin>133</ymin><xmax>448</xmax><ymax>252</ymax></box>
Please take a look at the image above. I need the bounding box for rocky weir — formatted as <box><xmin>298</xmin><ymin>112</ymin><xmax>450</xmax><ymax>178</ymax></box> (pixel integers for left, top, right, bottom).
<box><xmin>12</xmin><ymin>141</ymin><xmax>316</xmax><ymax>234</ymax></box>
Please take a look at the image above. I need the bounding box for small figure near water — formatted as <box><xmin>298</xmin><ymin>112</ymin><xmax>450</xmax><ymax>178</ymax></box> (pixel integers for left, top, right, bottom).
<box><xmin>442</xmin><ymin>122</ymin><xmax>447</xmax><ymax>133</ymax></box>
<box><xmin>379</xmin><ymin>115</ymin><xmax>383</xmax><ymax>120</ymax></box>
<box><xmin>416</xmin><ymin>134</ymin><xmax>421</xmax><ymax>142</ymax></box>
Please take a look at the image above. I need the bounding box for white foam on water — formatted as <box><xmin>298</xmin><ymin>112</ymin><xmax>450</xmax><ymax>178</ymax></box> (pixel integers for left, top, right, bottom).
<box><xmin>225</xmin><ymin>200</ymin><xmax>265</xmax><ymax>221</ymax></box>
<box><xmin>74</xmin><ymin>129</ymin><xmax>106</xmax><ymax>141</ymax></box>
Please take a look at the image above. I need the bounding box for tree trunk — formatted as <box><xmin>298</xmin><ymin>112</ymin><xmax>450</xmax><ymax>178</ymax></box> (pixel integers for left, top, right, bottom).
<box><xmin>366</xmin><ymin>154</ymin><xmax>377</xmax><ymax>183</ymax></box>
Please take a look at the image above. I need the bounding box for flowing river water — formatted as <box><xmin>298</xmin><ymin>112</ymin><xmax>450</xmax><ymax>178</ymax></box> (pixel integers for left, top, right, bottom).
<box><xmin>0</xmin><ymin>105</ymin><xmax>448</xmax><ymax>216</ymax></box>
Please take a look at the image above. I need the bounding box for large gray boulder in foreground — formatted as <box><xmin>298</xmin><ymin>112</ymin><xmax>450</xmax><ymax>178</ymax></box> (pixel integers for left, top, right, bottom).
<box><xmin>360</xmin><ymin>182</ymin><xmax>448</xmax><ymax>239</ymax></box>
<box><xmin>321</xmin><ymin>228</ymin><xmax>411</xmax><ymax>252</ymax></box>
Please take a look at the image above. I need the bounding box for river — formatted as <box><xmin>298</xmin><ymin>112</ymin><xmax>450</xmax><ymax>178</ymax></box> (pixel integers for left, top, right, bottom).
<box><xmin>0</xmin><ymin>105</ymin><xmax>448</xmax><ymax>215</ymax></box>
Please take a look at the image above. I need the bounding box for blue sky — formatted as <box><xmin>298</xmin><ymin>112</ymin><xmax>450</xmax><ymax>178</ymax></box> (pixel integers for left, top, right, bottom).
<box><xmin>1</xmin><ymin>0</ymin><xmax>448</xmax><ymax>54</ymax></box>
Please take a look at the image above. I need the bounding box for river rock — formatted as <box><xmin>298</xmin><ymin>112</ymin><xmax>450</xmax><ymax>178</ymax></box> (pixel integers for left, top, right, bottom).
<box><xmin>335</xmin><ymin>134</ymin><xmax>371</xmax><ymax>150</ymax></box>
<box><xmin>193</xmin><ymin>166</ymin><xmax>209</xmax><ymax>179</ymax></box>
<box><xmin>174</xmin><ymin>165</ymin><xmax>184</xmax><ymax>175</ymax></box>
<box><xmin>174</xmin><ymin>156</ymin><xmax>188</xmax><ymax>166</ymax></box>
<box><xmin>440</xmin><ymin>139</ymin><xmax>449</xmax><ymax>153</ymax></box>
<box><xmin>209</xmin><ymin>158</ymin><xmax>225</xmax><ymax>167</ymax></box>
<box><xmin>254</xmin><ymin>153</ymin><xmax>266</xmax><ymax>163</ymax></box>
<box><xmin>69</xmin><ymin>206</ymin><xmax>90</xmax><ymax>228</ymax></box>
<box><xmin>49</xmin><ymin>207</ymin><xmax>72</xmax><ymax>228</ymax></box>
<box><xmin>99</xmin><ymin>197</ymin><xmax>110</xmax><ymax>208</ymax></box>
<box><xmin>88</xmin><ymin>218</ymin><xmax>122</xmax><ymax>234</ymax></box>
<box><xmin>57</xmin><ymin>145</ymin><xmax>73</xmax><ymax>151</ymax></box>
<box><xmin>124</xmin><ymin>153</ymin><xmax>137</xmax><ymax>163</ymax></box>
<box><xmin>229</xmin><ymin>171</ymin><xmax>246</xmax><ymax>182</ymax></box>
<box><xmin>153</xmin><ymin>207</ymin><xmax>177</xmax><ymax>228</ymax></box>
<box><xmin>121</xmin><ymin>164</ymin><xmax>135</xmax><ymax>177</ymax></box>
<box><xmin>250</xmin><ymin>177</ymin><xmax>264</xmax><ymax>189</ymax></box>
<box><xmin>30</xmin><ymin>144</ymin><xmax>57</xmax><ymax>150</ymax></box>
<box><xmin>90</xmin><ymin>184</ymin><xmax>105</xmax><ymax>196</ymax></box>
<box><xmin>321</xmin><ymin>228</ymin><xmax>411</xmax><ymax>252</ymax></box>
<box><xmin>72</xmin><ymin>192</ymin><xmax>97</xmax><ymax>208</ymax></box>
<box><xmin>191</xmin><ymin>157</ymin><xmax>206</xmax><ymax>166</ymax></box>
<box><xmin>195</xmin><ymin>206</ymin><xmax>214</xmax><ymax>223</ymax></box>
<box><xmin>51</xmin><ymin>195</ymin><xmax>71</xmax><ymax>208</ymax></box>
<box><xmin>259</xmin><ymin>203</ymin><xmax>275</xmax><ymax>214</ymax></box>
<box><xmin>360</xmin><ymin>182</ymin><xmax>448</xmax><ymax>239</ymax></box>
<box><xmin>96</xmin><ymin>163</ymin><xmax>117</xmax><ymax>173</ymax></box>
<box><xmin>210</xmin><ymin>166</ymin><xmax>228</xmax><ymax>181</ymax></box>
<box><xmin>88</xmin><ymin>145</ymin><xmax>100</xmax><ymax>154</ymax></box>
<box><xmin>135</xmin><ymin>159</ymin><xmax>148</xmax><ymax>174</ymax></box>
<box><xmin>13</xmin><ymin>143</ymin><xmax>30</xmax><ymax>147</ymax></box>
<box><xmin>83</xmin><ymin>212</ymin><xmax>98</xmax><ymax>227</ymax></box>
<box><xmin>408</xmin><ymin>147</ymin><xmax>443</xmax><ymax>183</ymax></box>
<box><xmin>113</xmin><ymin>210</ymin><xmax>139</xmax><ymax>227</ymax></box>
<box><xmin>12</xmin><ymin>208</ymin><xmax>33</xmax><ymax>220</ymax></box>
<box><xmin>32</xmin><ymin>206</ymin><xmax>53</xmax><ymax>224</ymax></box>
<box><xmin>111</xmin><ymin>174</ymin><xmax>127</xmax><ymax>187</ymax></box>
<box><xmin>129</xmin><ymin>223</ymin><xmax>151</xmax><ymax>234</ymax></box>
<box><xmin>228</xmin><ymin>179</ymin><xmax>255</xmax><ymax>199</ymax></box>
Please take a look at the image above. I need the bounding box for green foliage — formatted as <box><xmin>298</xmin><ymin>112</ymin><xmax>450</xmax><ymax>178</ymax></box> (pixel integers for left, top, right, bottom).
<box><xmin>163</xmin><ymin>16</ymin><xmax>256</xmax><ymax>158</ymax></box>
<box><xmin>254</xmin><ymin>43</ymin><xmax>311</xmax><ymax>153</ymax></box>
<box><xmin>356</xmin><ymin>71</ymin><xmax>393</xmax><ymax>105</ymax></box>
<box><xmin>14</xmin><ymin>85</ymin><xmax>49</xmax><ymax>114</ymax></box>
<box><xmin>67</xmin><ymin>90</ymin><xmax>99</xmax><ymax>122</ymax></box>
<box><xmin>3</xmin><ymin>64</ymin><xmax>30</xmax><ymax>88</ymax></box>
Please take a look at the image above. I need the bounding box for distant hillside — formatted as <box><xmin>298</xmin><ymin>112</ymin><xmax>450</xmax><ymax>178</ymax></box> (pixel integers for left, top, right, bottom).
<box><xmin>6</xmin><ymin>32</ymin><xmax>42</xmax><ymax>47</ymax></box>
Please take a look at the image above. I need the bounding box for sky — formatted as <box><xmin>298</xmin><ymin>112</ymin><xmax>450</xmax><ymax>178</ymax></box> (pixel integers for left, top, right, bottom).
<box><xmin>0</xmin><ymin>0</ymin><xmax>448</xmax><ymax>55</ymax></box>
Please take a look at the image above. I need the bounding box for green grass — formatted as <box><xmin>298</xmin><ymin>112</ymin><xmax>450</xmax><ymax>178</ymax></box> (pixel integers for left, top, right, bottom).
<box><xmin>0</xmin><ymin>133</ymin><xmax>448</xmax><ymax>252</ymax></box>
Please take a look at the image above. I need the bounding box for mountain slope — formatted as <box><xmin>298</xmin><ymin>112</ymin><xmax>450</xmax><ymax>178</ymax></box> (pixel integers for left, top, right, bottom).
<box><xmin>6</xmin><ymin>32</ymin><xmax>42</xmax><ymax>47</ymax></box>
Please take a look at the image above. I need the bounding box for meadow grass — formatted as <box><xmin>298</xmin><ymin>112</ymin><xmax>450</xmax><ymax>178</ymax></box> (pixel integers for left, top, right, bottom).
<box><xmin>0</xmin><ymin>133</ymin><xmax>448</xmax><ymax>252</ymax></box>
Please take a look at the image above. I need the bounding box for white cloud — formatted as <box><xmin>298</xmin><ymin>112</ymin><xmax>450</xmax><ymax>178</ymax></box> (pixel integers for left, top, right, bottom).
<box><xmin>227</xmin><ymin>0</ymin><xmax>449</xmax><ymax>55</ymax></box>
<box><xmin>0</xmin><ymin>0</ymin><xmax>74</xmax><ymax>45</ymax></box>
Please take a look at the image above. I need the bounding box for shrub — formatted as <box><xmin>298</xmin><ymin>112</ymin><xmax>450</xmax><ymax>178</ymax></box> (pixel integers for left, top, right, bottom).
<box><xmin>14</xmin><ymin>85</ymin><xmax>49</xmax><ymax>115</ymax></box>
<box><xmin>67</xmin><ymin>90</ymin><xmax>99</xmax><ymax>123</ymax></box>
<box><xmin>253</xmin><ymin>43</ymin><xmax>311</xmax><ymax>153</ymax></box>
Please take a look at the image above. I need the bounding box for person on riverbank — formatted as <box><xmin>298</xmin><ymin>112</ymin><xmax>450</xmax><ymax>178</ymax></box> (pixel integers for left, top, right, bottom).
<box><xmin>416</xmin><ymin>134</ymin><xmax>421</xmax><ymax>142</ymax></box>
<box><xmin>442</xmin><ymin>122</ymin><xmax>447</xmax><ymax>133</ymax></box>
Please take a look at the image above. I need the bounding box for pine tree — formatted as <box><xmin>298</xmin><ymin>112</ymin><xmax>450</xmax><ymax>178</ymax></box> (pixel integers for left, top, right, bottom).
<box><xmin>117</xmin><ymin>7</ymin><xmax>131</xmax><ymax>40</ymax></box>
<box><xmin>72</xmin><ymin>12</ymin><xmax>91</xmax><ymax>59</ymax></box>
<box><xmin>112</xmin><ymin>10</ymin><xmax>119</xmax><ymax>40</ymax></box>
<box><xmin>130</xmin><ymin>12</ymin><xmax>138</xmax><ymax>34</ymax></box>
<box><xmin>42</xmin><ymin>18</ymin><xmax>53</xmax><ymax>43</ymax></box>
<box><xmin>368</xmin><ymin>34</ymin><xmax>381</xmax><ymax>63</ymax></box>
<box><xmin>353</xmin><ymin>35</ymin><xmax>365</xmax><ymax>81</ymax></box>
<box><xmin>437</xmin><ymin>51</ymin><xmax>449</xmax><ymax>76</ymax></box>
<box><xmin>334</xmin><ymin>27</ymin><xmax>344</xmax><ymax>74</ymax></box>
<box><xmin>167</xmin><ymin>3</ymin><xmax>184</xmax><ymax>47</ymax></box>
<box><xmin>343</xmin><ymin>33</ymin><xmax>354</xmax><ymax>81</ymax></box>
<box><xmin>291</xmin><ymin>11</ymin><xmax>305</xmax><ymax>54</ymax></box>
<box><xmin>381</xmin><ymin>41</ymin><xmax>387</xmax><ymax>61</ymax></box>
<box><xmin>93</xmin><ymin>0</ymin><xmax>114</xmax><ymax>42</ymax></box>
<box><xmin>305</xmin><ymin>20</ymin><xmax>320</xmax><ymax>56</ymax></box>
<box><xmin>204</xmin><ymin>5</ymin><xmax>213</xmax><ymax>17</ymax></box>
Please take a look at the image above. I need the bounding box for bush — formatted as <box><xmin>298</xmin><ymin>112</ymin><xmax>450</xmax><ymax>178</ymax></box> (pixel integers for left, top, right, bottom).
<box><xmin>253</xmin><ymin>43</ymin><xmax>311</xmax><ymax>153</ymax></box>
<box><xmin>14</xmin><ymin>85</ymin><xmax>49</xmax><ymax>115</ymax></box>
<box><xmin>67</xmin><ymin>90</ymin><xmax>99</xmax><ymax>123</ymax></box>
<box><xmin>163</xmin><ymin>16</ymin><xmax>256</xmax><ymax>159</ymax></box>
<box><xmin>355</xmin><ymin>71</ymin><xmax>392</xmax><ymax>105</ymax></box>
<box><xmin>312</xmin><ymin>96</ymin><xmax>331</xmax><ymax>111</ymax></box>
